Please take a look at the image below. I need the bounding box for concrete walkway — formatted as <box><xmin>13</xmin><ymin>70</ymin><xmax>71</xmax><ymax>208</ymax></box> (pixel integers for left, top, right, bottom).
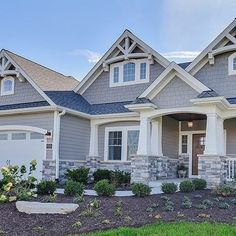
<box><xmin>56</xmin><ymin>178</ymin><xmax>185</xmax><ymax>197</ymax></box>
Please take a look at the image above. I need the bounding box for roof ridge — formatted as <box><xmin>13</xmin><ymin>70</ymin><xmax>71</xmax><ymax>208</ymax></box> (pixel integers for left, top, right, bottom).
<box><xmin>4</xmin><ymin>49</ymin><xmax>77</xmax><ymax>81</ymax></box>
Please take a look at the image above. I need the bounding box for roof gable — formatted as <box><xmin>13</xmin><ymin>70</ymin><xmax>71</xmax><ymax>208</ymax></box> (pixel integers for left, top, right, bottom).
<box><xmin>186</xmin><ymin>19</ymin><xmax>236</xmax><ymax>74</ymax></box>
<box><xmin>74</xmin><ymin>29</ymin><xmax>170</xmax><ymax>94</ymax></box>
<box><xmin>140</xmin><ymin>62</ymin><xmax>209</xmax><ymax>99</ymax></box>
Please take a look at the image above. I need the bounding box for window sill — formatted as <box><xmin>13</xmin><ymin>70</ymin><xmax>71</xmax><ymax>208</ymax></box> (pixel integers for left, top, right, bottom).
<box><xmin>101</xmin><ymin>161</ymin><xmax>131</xmax><ymax>164</ymax></box>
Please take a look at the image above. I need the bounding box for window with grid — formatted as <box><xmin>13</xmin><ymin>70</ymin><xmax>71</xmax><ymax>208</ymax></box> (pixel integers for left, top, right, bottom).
<box><xmin>233</xmin><ymin>57</ymin><xmax>236</xmax><ymax>71</ymax></box>
<box><xmin>181</xmin><ymin>135</ymin><xmax>188</xmax><ymax>154</ymax></box>
<box><xmin>127</xmin><ymin>130</ymin><xmax>139</xmax><ymax>160</ymax></box>
<box><xmin>113</xmin><ymin>67</ymin><xmax>119</xmax><ymax>83</ymax></box>
<box><xmin>140</xmin><ymin>63</ymin><xmax>147</xmax><ymax>80</ymax></box>
<box><xmin>123</xmin><ymin>63</ymin><xmax>135</xmax><ymax>82</ymax></box>
<box><xmin>108</xmin><ymin>131</ymin><xmax>122</xmax><ymax>160</ymax></box>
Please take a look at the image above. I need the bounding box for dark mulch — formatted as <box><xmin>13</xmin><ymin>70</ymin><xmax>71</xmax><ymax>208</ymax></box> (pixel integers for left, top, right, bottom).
<box><xmin>1</xmin><ymin>190</ymin><xmax>236</xmax><ymax>235</ymax></box>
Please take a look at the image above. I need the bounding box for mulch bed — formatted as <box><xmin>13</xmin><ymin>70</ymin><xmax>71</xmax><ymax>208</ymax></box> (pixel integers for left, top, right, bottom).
<box><xmin>1</xmin><ymin>190</ymin><xmax>236</xmax><ymax>235</ymax></box>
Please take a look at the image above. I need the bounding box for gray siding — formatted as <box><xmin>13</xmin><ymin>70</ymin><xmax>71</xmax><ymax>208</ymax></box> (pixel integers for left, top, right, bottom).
<box><xmin>0</xmin><ymin>112</ymin><xmax>54</xmax><ymax>130</ymax></box>
<box><xmin>0</xmin><ymin>77</ymin><xmax>45</xmax><ymax>106</ymax></box>
<box><xmin>98</xmin><ymin>121</ymin><xmax>140</xmax><ymax>160</ymax></box>
<box><xmin>83</xmin><ymin>62</ymin><xmax>165</xmax><ymax>104</ymax></box>
<box><xmin>162</xmin><ymin>116</ymin><xmax>179</xmax><ymax>158</ymax></box>
<box><xmin>224</xmin><ymin>118</ymin><xmax>236</xmax><ymax>155</ymax></box>
<box><xmin>59</xmin><ymin>114</ymin><xmax>90</xmax><ymax>161</ymax></box>
<box><xmin>181</xmin><ymin>120</ymin><xmax>206</xmax><ymax>131</ymax></box>
<box><xmin>152</xmin><ymin>76</ymin><xmax>199</xmax><ymax>108</ymax></box>
<box><xmin>195</xmin><ymin>52</ymin><xmax>236</xmax><ymax>98</ymax></box>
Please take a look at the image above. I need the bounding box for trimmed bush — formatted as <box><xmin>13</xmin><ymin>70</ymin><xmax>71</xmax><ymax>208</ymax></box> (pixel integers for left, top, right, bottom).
<box><xmin>213</xmin><ymin>184</ymin><xmax>235</xmax><ymax>197</ymax></box>
<box><xmin>93</xmin><ymin>169</ymin><xmax>112</xmax><ymax>183</ymax></box>
<box><xmin>94</xmin><ymin>179</ymin><xmax>116</xmax><ymax>196</ymax></box>
<box><xmin>161</xmin><ymin>182</ymin><xmax>178</xmax><ymax>194</ymax></box>
<box><xmin>131</xmin><ymin>183</ymin><xmax>151</xmax><ymax>197</ymax></box>
<box><xmin>110</xmin><ymin>170</ymin><xmax>131</xmax><ymax>187</ymax></box>
<box><xmin>37</xmin><ymin>180</ymin><xmax>57</xmax><ymax>195</ymax></box>
<box><xmin>64</xmin><ymin>180</ymin><xmax>84</xmax><ymax>197</ymax></box>
<box><xmin>65</xmin><ymin>167</ymin><xmax>89</xmax><ymax>185</ymax></box>
<box><xmin>192</xmin><ymin>178</ymin><xmax>207</xmax><ymax>190</ymax></box>
<box><xmin>179</xmin><ymin>180</ymin><xmax>195</xmax><ymax>193</ymax></box>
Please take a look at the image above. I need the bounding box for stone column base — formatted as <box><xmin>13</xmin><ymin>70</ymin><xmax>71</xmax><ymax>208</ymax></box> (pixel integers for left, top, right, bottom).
<box><xmin>198</xmin><ymin>155</ymin><xmax>227</xmax><ymax>188</ymax></box>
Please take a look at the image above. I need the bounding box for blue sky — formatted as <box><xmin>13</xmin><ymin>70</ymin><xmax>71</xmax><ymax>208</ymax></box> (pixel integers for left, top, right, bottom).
<box><xmin>1</xmin><ymin>0</ymin><xmax>236</xmax><ymax>80</ymax></box>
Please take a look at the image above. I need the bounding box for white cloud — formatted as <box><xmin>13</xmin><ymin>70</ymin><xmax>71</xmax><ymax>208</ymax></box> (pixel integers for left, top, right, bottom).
<box><xmin>69</xmin><ymin>49</ymin><xmax>102</xmax><ymax>63</ymax></box>
<box><xmin>161</xmin><ymin>51</ymin><xmax>200</xmax><ymax>61</ymax></box>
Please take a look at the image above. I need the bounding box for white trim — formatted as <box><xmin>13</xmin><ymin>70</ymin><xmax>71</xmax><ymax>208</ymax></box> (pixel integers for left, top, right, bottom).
<box><xmin>104</xmin><ymin>126</ymin><xmax>139</xmax><ymax>162</ymax></box>
<box><xmin>74</xmin><ymin>30</ymin><xmax>170</xmax><ymax>94</ymax></box>
<box><xmin>109</xmin><ymin>59</ymin><xmax>150</xmax><ymax>87</ymax></box>
<box><xmin>0</xmin><ymin>125</ymin><xmax>47</xmax><ymax>134</ymax></box>
<box><xmin>228</xmin><ymin>52</ymin><xmax>236</xmax><ymax>75</ymax></box>
<box><xmin>140</xmin><ymin>62</ymin><xmax>209</xmax><ymax>99</ymax></box>
<box><xmin>1</xmin><ymin>76</ymin><xmax>14</xmax><ymax>96</ymax></box>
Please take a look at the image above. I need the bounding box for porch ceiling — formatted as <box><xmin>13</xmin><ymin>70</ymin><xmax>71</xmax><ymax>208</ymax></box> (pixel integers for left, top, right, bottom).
<box><xmin>168</xmin><ymin>113</ymin><xmax>206</xmax><ymax>121</ymax></box>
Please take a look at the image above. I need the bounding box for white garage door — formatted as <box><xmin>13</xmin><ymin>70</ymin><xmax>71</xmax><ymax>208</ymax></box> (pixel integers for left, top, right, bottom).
<box><xmin>0</xmin><ymin>131</ymin><xmax>45</xmax><ymax>181</ymax></box>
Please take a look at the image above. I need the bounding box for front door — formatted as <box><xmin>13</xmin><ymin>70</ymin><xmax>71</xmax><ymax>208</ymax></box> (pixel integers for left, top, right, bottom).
<box><xmin>192</xmin><ymin>134</ymin><xmax>205</xmax><ymax>175</ymax></box>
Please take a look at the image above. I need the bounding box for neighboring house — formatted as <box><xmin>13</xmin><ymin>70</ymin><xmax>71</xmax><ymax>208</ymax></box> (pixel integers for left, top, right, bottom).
<box><xmin>2</xmin><ymin>20</ymin><xmax>236</xmax><ymax>187</ymax></box>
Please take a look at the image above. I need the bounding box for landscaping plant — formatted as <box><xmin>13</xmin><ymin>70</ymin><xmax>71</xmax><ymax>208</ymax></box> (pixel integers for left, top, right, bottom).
<box><xmin>131</xmin><ymin>183</ymin><xmax>151</xmax><ymax>197</ymax></box>
<box><xmin>179</xmin><ymin>180</ymin><xmax>195</xmax><ymax>193</ymax></box>
<box><xmin>93</xmin><ymin>169</ymin><xmax>112</xmax><ymax>183</ymax></box>
<box><xmin>0</xmin><ymin>160</ymin><xmax>37</xmax><ymax>203</ymax></box>
<box><xmin>218</xmin><ymin>202</ymin><xmax>230</xmax><ymax>209</ymax></box>
<box><xmin>213</xmin><ymin>184</ymin><xmax>235</xmax><ymax>197</ymax></box>
<box><xmin>161</xmin><ymin>182</ymin><xmax>178</xmax><ymax>194</ymax></box>
<box><xmin>64</xmin><ymin>180</ymin><xmax>84</xmax><ymax>196</ymax></box>
<box><xmin>94</xmin><ymin>179</ymin><xmax>116</xmax><ymax>196</ymax></box>
<box><xmin>65</xmin><ymin>167</ymin><xmax>90</xmax><ymax>185</ymax></box>
<box><xmin>110</xmin><ymin>170</ymin><xmax>130</xmax><ymax>187</ymax></box>
<box><xmin>192</xmin><ymin>178</ymin><xmax>207</xmax><ymax>190</ymax></box>
<box><xmin>37</xmin><ymin>180</ymin><xmax>57</xmax><ymax>195</ymax></box>
<box><xmin>181</xmin><ymin>196</ymin><xmax>192</xmax><ymax>209</ymax></box>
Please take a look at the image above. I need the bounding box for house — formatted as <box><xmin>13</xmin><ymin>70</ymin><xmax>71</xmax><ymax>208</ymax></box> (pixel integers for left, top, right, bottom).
<box><xmin>1</xmin><ymin>20</ymin><xmax>236</xmax><ymax>188</ymax></box>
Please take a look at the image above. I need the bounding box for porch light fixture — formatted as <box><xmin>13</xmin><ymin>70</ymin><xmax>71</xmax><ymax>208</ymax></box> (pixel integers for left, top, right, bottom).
<box><xmin>187</xmin><ymin>121</ymin><xmax>193</xmax><ymax>128</ymax></box>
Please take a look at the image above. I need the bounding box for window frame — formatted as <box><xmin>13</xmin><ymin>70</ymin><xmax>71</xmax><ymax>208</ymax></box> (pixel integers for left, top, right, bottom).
<box><xmin>228</xmin><ymin>52</ymin><xmax>236</xmax><ymax>75</ymax></box>
<box><xmin>1</xmin><ymin>77</ymin><xmax>15</xmax><ymax>96</ymax></box>
<box><xmin>109</xmin><ymin>59</ymin><xmax>149</xmax><ymax>87</ymax></box>
<box><xmin>104</xmin><ymin>126</ymin><xmax>140</xmax><ymax>162</ymax></box>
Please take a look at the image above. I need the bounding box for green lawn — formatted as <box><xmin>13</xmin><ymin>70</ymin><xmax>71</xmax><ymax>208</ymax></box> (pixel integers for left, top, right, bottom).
<box><xmin>84</xmin><ymin>222</ymin><xmax>236</xmax><ymax>236</ymax></box>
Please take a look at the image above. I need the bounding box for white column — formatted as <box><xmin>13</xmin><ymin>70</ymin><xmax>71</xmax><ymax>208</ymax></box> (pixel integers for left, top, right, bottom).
<box><xmin>137</xmin><ymin>116</ymin><xmax>151</xmax><ymax>155</ymax></box>
<box><xmin>204</xmin><ymin>113</ymin><xmax>224</xmax><ymax>155</ymax></box>
<box><xmin>89</xmin><ymin>123</ymin><xmax>99</xmax><ymax>157</ymax></box>
<box><xmin>151</xmin><ymin>117</ymin><xmax>163</xmax><ymax>156</ymax></box>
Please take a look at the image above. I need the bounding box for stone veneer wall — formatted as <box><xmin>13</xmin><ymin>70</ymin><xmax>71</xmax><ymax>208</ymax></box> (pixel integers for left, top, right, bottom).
<box><xmin>43</xmin><ymin>160</ymin><xmax>56</xmax><ymax>180</ymax></box>
<box><xmin>198</xmin><ymin>155</ymin><xmax>227</xmax><ymax>188</ymax></box>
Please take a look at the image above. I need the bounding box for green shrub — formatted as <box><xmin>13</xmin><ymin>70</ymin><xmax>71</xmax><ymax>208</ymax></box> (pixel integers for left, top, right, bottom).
<box><xmin>213</xmin><ymin>184</ymin><xmax>235</xmax><ymax>197</ymax></box>
<box><xmin>161</xmin><ymin>182</ymin><xmax>178</xmax><ymax>194</ymax></box>
<box><xmin>163</xmin><ymin>200</ymin><xmax>175</xmax><ymax>212</ymax></box>
<box><xmin>181</xmin><ymin>196</ymin><xmax>192</xmax><ymax>209</ymax></box>
<box><xmin>131</xmin><ymin>183</ymin><xmax>151</xmax><ymax>197</ymax></box>
<box><xmin>202</xmin><ymin>199</ymin><xmax>214</xmax><ymax>208</ymax></box>
<box><xmin>192</xmin><ymin>178</ymin><xmax>207</xmax><ymax>190</ymax></box>
<box><xmin>93</xmin><ymin>169</ymin><xmax>112</xmax><ymax>183</ymax></box>
<box><xmin>37</xmin><ymin>180</ymin><xmax>56</xmax><ymax>195</ymax></box>
<box><xmin>110</xmin><ymin>170</ymin><xmax>130</xmax><ymax>187</ymax></box>
<box><xmin>94</xmin><ymin>179</ymin><xmax>116</xmax><ymax>196</ymax></box>
<box><xmin>64</xmin><ymin>180</ymin><xmax>84</xmax><ymax>197</ymax></box>
<box><xmin>65</xmin><ymin>167</ymin><xmax>90</xmax><ymax>185</ymax></box>
<box><xmin>179</xmin><ymin>180</ymin><xmax>195</xmax><ymax>193</ymax></box>
<box><xmin>218</xmin><ymin>202</ymin><xmax>230</xmax><ymax>209</ymax></box>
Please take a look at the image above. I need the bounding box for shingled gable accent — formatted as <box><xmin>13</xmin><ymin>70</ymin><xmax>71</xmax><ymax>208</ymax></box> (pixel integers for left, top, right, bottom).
<box><xmin>139</xmin><ymin>62</ymin><xmax>210</xmax><ymax>100</ymax></box>
<box><xmin>186</xmin><ymin>19</ymin><xmax>236</xmax><ymax>75</ymax></box>
<box><xmin>74</xmin><ymin>29</ymin><xmax>170</xmax><ymax>94</ymax></box>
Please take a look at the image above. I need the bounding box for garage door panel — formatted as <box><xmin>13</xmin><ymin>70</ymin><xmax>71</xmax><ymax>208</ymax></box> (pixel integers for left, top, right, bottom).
<box><xmin>0</xmin><ymin>131</ymin><xmax>45</xmax><ymax>181</ymax></box>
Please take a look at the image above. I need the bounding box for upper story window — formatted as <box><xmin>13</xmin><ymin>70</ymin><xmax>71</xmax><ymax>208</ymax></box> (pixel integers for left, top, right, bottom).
<box><xmin>228</xmin><ymin>52</ymin><xmax>236</xmax><ymax>75</ymax></box>
<box><xmin>1</xmin><ymin>77</ymin><xmax>14</xmax><ymax>96</ymax></box>
<box><xmin>110</xmin><ymin>59</ymin><xmax>149</xmax><ymax>87</ymax></box>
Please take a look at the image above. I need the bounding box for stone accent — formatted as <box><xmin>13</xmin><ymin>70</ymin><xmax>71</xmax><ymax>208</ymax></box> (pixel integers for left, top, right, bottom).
<box><xmin>198</xmin><ymin>155</ymin><xmax>227</xmax><ymax>188</ymax></box>
<box><xmin>16</xmin><ymin>201</ymin><xmax>79</xmax><ymax>214</ymax></box>
<box><xmin>131</xmin><ymin>155</ymin><xmax>178</xmax><ymax>184</ymax></box>
<box><xmin>43</xmin><ymin>160</ymin><xmax>56</xmax><ymax>180</ymax></box>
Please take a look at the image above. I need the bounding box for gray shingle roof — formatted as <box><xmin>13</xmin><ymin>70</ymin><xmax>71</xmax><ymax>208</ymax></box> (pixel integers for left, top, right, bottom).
<box><xmin>178</xmin><ymin>62</ymin><xmax>191</xmax><ymax>69</ymax></box>
<box><xmin>0</xmin><ymin>101</ymin><xmax>49</xmax><ymax>111</ymax></box>
<box><xmin>130</xmin><ymin>97</ymin><xmax>153</xmax><ymax>105</ymax></box>
<box><xmin>197</xmin><ymin>90</ymin><xmax>220</xmax><ymax>98</ymax></box>
<box><xmin>227</xmin><ymin>98</ymin><xmax>236</xmax><ymax>104</ymax></box>
<box><xmin>45</xmin><ymin>91</ymin><xmax>131</xmax><ymax>115</ymax></box>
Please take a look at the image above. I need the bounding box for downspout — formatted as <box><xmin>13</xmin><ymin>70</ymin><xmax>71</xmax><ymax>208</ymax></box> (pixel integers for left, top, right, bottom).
<box><xmin>54</xmin><ymin>110</ymin><xmax>66</xmax><ymax>180</ymax></box>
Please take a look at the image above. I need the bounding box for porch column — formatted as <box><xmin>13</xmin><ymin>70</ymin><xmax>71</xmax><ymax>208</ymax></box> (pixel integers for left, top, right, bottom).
<box><xmin>89</xmin><ymin>122</ymin><xmax>99</xmax><ymax>157</ymax></box>
<box><xmin>151</xmin><ymin>117</ymin><xmax>163</xmax><ymax>156</ymax></box>
<box><xmin>137</xmin><ymin>116</ymin><xmax>151</xmax><ymax>155</ymax></box>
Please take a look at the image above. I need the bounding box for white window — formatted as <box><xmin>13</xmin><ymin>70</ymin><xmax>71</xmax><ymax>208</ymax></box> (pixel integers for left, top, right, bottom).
<box><xmin>1</xmin><ymin>77</ymin><xmax>14</xmax><ymax>96</ymax></box>
<box><xmin>228</xmin><ymin>52</ymin><xmax>236</xmax><ymax>75</ymax></box>
<box><xmin>110</xmin><ymin>59</ymin><xmax>149</xmax><ymax>87</ymax></box>
<box><xmin>181</xmin><ymin>135</ymin><xmax>188</xmax><ymax>154</ymax></box>
<box><xmin>105</xmin><ymin>126</ymin><xmax>139</xmax><ymax>161</ymax></box>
